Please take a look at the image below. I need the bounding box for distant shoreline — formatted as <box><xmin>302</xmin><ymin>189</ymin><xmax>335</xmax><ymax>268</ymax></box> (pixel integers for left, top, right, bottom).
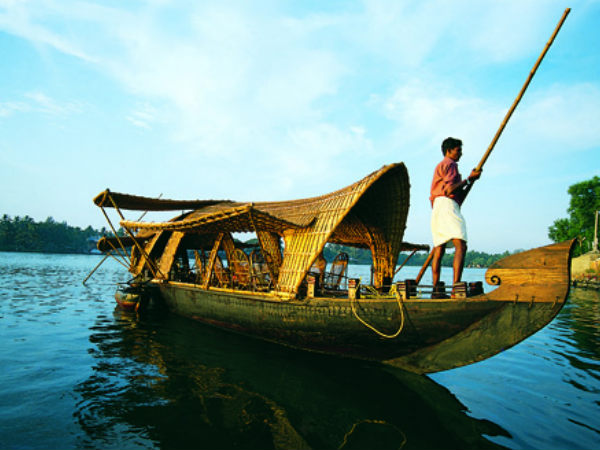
<box><xmin>0</xmin><ymin>249</ymin><xmax>496</xmax><ymax>268</ymax></box>
<box><xmin>0</xmin><ymin>215</ymin><xmax>511</xmax><ymax>267</ymax></box>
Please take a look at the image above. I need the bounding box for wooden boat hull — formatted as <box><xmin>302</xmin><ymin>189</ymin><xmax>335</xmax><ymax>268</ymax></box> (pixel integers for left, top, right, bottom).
<box><xmin>115</xmin><ymin>285</ymin><xmax>153</xmax><ymax>312</ymax></box>
<box><xmin>115</xmin><ymin>289</ymin><xmax>140</xmax><ymax>310</ymax></box>
<box><xmin>152</xmin><ymin>240</ymin><xmax>574</xmax><ymax>374</ymax></box>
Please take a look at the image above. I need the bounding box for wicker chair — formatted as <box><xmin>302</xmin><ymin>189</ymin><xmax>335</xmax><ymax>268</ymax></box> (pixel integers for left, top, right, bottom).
<box><xmin>113</xmin><ymin>162</ymin><xmax>411</xmax><ymax>293</ymax></box>
<box><xmin>308</xmin><ymin>252</ymin><xmax>327</xmax><ymax>288</ymax></box>
<box><xmin>212</xmin><ymin>254</ymin><xmax>230</xmax><ymax>287</ymax></box>
<box><xmin>324</xmin><ymin>252</ymin><xmax>349</xmax><ymax>290</ymax></box>
<box><xmin>230</xmin><ymin>248</ymin><xmax>251</xmax><ymax>289</ymax></box>
<box><xmin>249</xmin><ymin>249</ymin><xmax>271</xmax><ymax>290</ymax></box>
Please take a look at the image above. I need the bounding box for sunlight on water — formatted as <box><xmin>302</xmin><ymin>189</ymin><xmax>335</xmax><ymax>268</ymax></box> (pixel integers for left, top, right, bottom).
<box><xmin>0</xmin><ymin>252</ymin><xmax>598</xmax><ymax>450</ymax></box>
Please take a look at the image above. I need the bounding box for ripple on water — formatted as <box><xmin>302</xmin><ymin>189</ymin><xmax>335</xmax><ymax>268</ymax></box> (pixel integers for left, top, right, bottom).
<box><xmin>1</xmin><ymin>253</ymin><xmax>600</xmax><ymax>450</ymax></box>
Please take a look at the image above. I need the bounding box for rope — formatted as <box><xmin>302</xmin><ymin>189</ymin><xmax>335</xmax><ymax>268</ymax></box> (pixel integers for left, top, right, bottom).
<box><xmin>349</xmin><ymin>281</ymin><xmax>406</xmax><ymax>339</ymax></box>
<box><xmin>360</xmin><ymin>283</ymin><xmax>382</xmax><ymax>298</ymax></box>
<box><xmin>338</xmin><ymin>419</ymin><xmax>407</xmax><ymax>450</ymax></box>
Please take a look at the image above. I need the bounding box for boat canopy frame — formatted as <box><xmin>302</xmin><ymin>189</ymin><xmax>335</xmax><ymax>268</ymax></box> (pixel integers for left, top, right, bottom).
<box><xmin>94</xmin><ymin>163</ymin><xmax>429</xmax><ymax>297</ymax></box>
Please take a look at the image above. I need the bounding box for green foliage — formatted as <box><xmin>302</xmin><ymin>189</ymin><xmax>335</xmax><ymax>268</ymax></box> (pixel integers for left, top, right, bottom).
<box><xmin>399</xmin><ymin>249</ymin><xmax>509</xmax><ymax>268</ymax></box>
<box><xmin>0</xmin><ymin>215</ymin><xmax>103</xmax><ymax>254</ymax></box>
<box><xmin>324</xmin><ymin>243</ymin><xmax>510</xmax><ymax>268</ymax></box>
<box><xmin>324</xmin><ymin>243</ymin><xmax>371</xmax><ymax>264</ymax></box>
<box><xmin>549</xmin><ymin>176</ymin><xmax>600</xmax><ymax>256</ymax></box>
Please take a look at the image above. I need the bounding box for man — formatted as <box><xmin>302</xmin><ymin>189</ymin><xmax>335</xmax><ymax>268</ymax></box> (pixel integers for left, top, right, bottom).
<box><xmin>430</xmin><ymin>137</ymin><xmax>481</xmax><ymax>298</ymax></box>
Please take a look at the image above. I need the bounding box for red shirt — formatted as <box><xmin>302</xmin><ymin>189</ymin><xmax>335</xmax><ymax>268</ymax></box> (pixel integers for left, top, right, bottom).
<box><xmin>430</xmin><ymin>156</ymin><xmax>463</xmax><ymax>206</ymax></box>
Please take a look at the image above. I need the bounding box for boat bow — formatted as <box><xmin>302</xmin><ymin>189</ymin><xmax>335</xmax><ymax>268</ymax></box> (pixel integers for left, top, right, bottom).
<box><xmin>385</xmin><ymin>240</ymin><xmax>575</xmax><ymax>373</ymax></box>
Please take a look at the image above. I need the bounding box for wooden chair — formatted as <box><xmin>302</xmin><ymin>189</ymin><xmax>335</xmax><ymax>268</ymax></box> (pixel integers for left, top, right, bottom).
<box><xmin>324</xmin><ymin>252</ymin><xmax>349</xmax><ymax>290</ymax></box>
<box><xmin>230</xmin><ymin>248</ymin><xmax>251</xmax><ymax>289</ymax></box>
<box><xmin>193</xmin><ymin>250</ymin><xmax>205</xmax><ymax>284</ymax></box>
<box><xmin>212</xmin><ymin>254</ymin><xmax>230</xmax><ymax>287</ymax></box>
<box><xmin>308</xmin><ymin>252</ymin><xmax>327</xmax><ymax>288</ymax></box>
<box><xmin>249</xmin><ymin>249</ymin><xmax>271</xmax><ymax>290</ymax></box>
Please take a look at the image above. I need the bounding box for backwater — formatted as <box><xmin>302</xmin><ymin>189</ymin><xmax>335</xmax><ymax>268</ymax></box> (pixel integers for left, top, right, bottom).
<box><xmin>0</xmin><ymin>252</ymin><xmax>598</xmax><ymax>450</ymax></box>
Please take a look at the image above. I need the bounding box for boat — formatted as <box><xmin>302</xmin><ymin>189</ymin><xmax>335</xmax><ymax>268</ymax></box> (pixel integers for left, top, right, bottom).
<box><xmin>92</xmin><ymin>162</ymin><xmax>574</xmax><ymax>374</ymax></box>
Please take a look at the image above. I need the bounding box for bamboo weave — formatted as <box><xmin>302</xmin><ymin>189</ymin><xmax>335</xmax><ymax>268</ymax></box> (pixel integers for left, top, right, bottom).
<box><xmin>100</xmin><ymin>162</ymin><xmax>411</xmax><ymax>295</ymax></box>
<box><xmin>93</xmin><ymin>189</ymin><xmax>229</xmax><ymax>211</ymax></box>
<box><xmin>121</xmin><ymin>203</ymin><xmax>310</xmax><ymax>234</ymax></box>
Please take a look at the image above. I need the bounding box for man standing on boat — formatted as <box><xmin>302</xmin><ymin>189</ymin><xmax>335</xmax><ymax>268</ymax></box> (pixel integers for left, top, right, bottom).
<box><xmin>430</xmin><ymin>137</ymin><xmax>481</xmax><ymax>298</ymax></box>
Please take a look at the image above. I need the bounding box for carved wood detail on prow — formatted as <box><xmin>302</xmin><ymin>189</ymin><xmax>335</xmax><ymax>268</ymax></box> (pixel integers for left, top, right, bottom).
<box><xmin>483</xmin><ymin>240</ymin><xmax>575</xmax><ymax>303</ymax></box>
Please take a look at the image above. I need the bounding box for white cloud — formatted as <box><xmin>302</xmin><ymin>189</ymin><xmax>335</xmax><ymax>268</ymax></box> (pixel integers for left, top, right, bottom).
<box><xmin>24</xmin><ymin>91</ymin><xmax>82</xmax><ymax>115</ymax></box>
<box><xmin>126</xmin><ymin>103</ymin><xmax>160</xmax><ymax>130</ymax></box>
<box><xmin>513</xmin><ymin>82</ymin><xmax>600</xmax><ymax>151</ymax></box>
<box><xmin>380</xmin><ymin>79</ymin><xmax>504</xmax><ymax>155</ymax></box>
<box><xmin>462</xmin><ymin>0</ymin><xmax>563</xmax><ymax>62</ymax></box>
<box><xmin>351</xmin><ymin>1</ymin><xmax>454</xmax><ymax>68</ymax></box>
<box><xmin>0</xmin><ymin>0</ymin><xmax>94</xmax><ymax>61</ymax></box>
<box><xmin>356</xmin><ymin>0</ymin><xmax>563</xmax><ymax>67</ymax></box>
<box><xmin>0</xmin><ymin>92</ymin><xmax>81</xmax><ymax>117</ymax></box>
<box><xmin>375</xmin><ymin>76</ymin><xmax>600</xmax><ymax>179</ymax></box>
<box><xmin>50</xmin><ymin>3</ymin><xmax>347</xmax><ymax>166</ymax></box>
<box><xmin>0</xmin><ymin>100</ymin><xmax>29</xmax><ymax>117</ymax></box>
<box><xmin>0</xmin><ymin>1</ymin><xmax>574</xmax><ymax>161</ymax></box>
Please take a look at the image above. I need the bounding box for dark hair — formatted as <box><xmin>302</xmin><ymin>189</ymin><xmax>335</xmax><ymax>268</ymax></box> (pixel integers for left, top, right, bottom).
<box><xmin>441</xmin><ymin>137</ymin><xmax>462</xmax><ymax>155</ymax></box>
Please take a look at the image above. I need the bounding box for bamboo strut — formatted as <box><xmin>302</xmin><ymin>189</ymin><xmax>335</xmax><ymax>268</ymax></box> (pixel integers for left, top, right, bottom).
<box><xmin>203</xmin><ymin>233</ymin><xmax>224</xmax><ymax>289</ymax></box>
<box><xmin>415</xmin><ymin>8</ymin><xmax>570</xmax><ymax>286</ymax></box>
<box><xmin>82</xmin><ymin>252</ymin><xmax>111</xmax><ymax>285</ymax></box>
<box><xmin>86</xmin><ymin>199</ymin><xmax>141</xmax><ymax>284</ymax></box>
<box><xmin>104</xmin><ymin>239</ymin><xmax>133</xmax><ymax>269</ymax></box>
<box><xmin>136</xmin><ymin>193</ymin><xmax>162</xmax><ymax>222</ymax></box>
<box><xmin>100</xmin><ymin>207</ymin><xmax>131</xmax><ymax>262</ymax></box>
<box><xmin>107</xmin><ymin>194</ymin><xmax>164</xmax><ymax>279</ymax></box>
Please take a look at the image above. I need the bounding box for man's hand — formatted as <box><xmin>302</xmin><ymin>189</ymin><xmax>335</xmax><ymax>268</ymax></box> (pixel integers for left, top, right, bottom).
<box><xmin>468</xmin><ymin>169</ymin><xmax>482</xmax><ymax>182</ymax></box>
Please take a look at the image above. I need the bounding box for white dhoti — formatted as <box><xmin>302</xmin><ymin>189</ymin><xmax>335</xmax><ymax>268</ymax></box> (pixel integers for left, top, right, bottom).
<box><xmin>431</xmin><ymin>196</ymin><xmax>467</xmax><ymax>248</ymax></box>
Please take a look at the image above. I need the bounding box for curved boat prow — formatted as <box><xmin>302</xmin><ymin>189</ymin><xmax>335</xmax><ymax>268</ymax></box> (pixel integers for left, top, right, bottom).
<box><xmin>385</xmin><ymin>240</ymin><xmax>575</xmax><ymax>374</ymax></box>
<box><xmin>484</xmin><ymin>239</ymin><xmax>574</xmax><ymax>304</ymax></box>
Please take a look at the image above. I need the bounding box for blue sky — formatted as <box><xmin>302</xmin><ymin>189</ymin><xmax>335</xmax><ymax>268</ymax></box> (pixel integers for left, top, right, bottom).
<box><xmin>1</xmin><ymin>0</ymin><xmax>598</xmax><ymax>253</ymax></box>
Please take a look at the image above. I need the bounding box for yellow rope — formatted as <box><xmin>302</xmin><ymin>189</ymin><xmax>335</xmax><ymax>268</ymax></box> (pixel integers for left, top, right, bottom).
<box><xmin>338</xmin><ymin>419</ymin><xmax>407</xmax><ymax>450</ymax></box>
<box><xmin>360</xmin><ymin>284</ymin><xmax>381</xmax><ymax>298</ymax></box>
<box><xmin>349</xmin><ymin>281</ymin><xmax>405</xmax><ymax>339</ymax></box>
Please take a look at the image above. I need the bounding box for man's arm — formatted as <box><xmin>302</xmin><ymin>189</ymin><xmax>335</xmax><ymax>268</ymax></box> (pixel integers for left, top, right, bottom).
<box><xmin>445</xmin><ymin>169</ymin><xmax>481</xmax><ymax>195</ymax></box>
<box><xmin>446</xmin><ymin>169</ymin><xmax>482</xmax><ymax>206</ymax></box>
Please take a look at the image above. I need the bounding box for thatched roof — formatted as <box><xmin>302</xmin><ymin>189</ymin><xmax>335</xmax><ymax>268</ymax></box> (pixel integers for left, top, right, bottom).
<box><xmin>120</xmin><ymin>202</ymin><xmax>312</xmax><ymax>234</ymax></box>
<box><xmin>95</xmin><ymin>162</ymin><xmax>412</xmax><ymax>294</ymax></box>
<box><xmin>93</xmin><ymin>190</ymin><xmax>228</xmax><ymax>211</ymax></box>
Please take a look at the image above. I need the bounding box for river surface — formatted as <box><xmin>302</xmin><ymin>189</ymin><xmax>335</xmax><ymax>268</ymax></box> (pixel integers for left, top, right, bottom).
<box><xmin>0</xmin><ymin>252</ymin><xmax>598</xmax><ymax>450</ymax></box>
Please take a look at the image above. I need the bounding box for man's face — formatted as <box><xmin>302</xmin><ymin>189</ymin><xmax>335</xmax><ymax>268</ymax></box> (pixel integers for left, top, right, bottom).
<box><xmin>447</xmin><ymin>146</ymin><xmax>462</xmax><ymax>162</ymax></box>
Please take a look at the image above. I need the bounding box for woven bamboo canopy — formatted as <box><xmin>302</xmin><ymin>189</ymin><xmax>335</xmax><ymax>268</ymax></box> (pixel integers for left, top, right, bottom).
<box><xmin>93</xmin><ymin>190</ymin><xmax>228</xmax><ymax>212</ymax></box>
<box><xmin>95</xmin><ymin>162</ymin><xmax>418</xmax><ymax>295</ymax></box>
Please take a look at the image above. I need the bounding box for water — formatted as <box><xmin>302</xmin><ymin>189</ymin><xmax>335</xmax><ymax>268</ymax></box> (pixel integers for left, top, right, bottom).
<box><xmin>0</xmin><ymin>252</ymin><xmax>598</xmax><ymax>450</ymax></box>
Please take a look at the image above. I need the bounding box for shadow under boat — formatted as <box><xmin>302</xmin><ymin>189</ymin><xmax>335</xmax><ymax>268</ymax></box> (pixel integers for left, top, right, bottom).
<box><xmin>75</xmin><ymin>308</ymin><xmax>510</xmax><ymax>450</ymax></box>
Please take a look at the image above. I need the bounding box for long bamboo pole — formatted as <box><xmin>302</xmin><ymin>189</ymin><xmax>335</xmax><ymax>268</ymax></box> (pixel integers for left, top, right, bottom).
<box><xmin>415</xmin><ymin>251</ymin><xmax>434</xmax><ymax>285</ymax></box>
<box><xmin>473</xmin><ymin>8</ymin><xmax>570</xmax><ymax>174</ymax></box>
<box><xmin>415</xmin><ymin>8</ymin><xmax>571</xmax><ymax>286</ymax></box>
<box><xmin>394</xmin><ymin>249</ymin><xmax>418</xmax><ymax>276</ymax></box>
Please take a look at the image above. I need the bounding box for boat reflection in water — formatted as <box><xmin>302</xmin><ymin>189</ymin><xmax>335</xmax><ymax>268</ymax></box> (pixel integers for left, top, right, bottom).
<box><xmin>562</xmin><ymin>288</ymin><xmax>600</xmax><ymax>358</ymax></box>
<box><xmin>75</xmin><ymin>307</ymin><xmax>509</xmax><ymax>450</ymax></box>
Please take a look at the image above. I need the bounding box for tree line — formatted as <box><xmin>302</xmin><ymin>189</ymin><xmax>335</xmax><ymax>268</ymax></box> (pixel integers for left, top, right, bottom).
<box><xmin>6</xmin><ymin>179</ymin><xmax>594</xmax><ymax>266</ymax></box>
<box><xmin>324</xmin><ymin>243</ymin><xmax>511</xmax><ymax>268</ymax></box>
<box><xmin>0</xmin><ymin>215</ymin><xmax>105</xmax><ymax>254</ymax></box>
<box><xmin>1</xmin><ymin>214</ymin><xmax>514</xmax><ymax>267</ymax></box>
<box><xmin>548</xmin><ymin>176</ymin><xmax>600</xmax><ymax>257</ymax></box>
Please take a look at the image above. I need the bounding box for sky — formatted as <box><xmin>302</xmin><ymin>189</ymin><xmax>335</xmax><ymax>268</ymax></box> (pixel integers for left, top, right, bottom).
<box><xmin>1</xmin><ymin>0</ymin><xmax>599</xmax><ymax>253</ymax></box>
